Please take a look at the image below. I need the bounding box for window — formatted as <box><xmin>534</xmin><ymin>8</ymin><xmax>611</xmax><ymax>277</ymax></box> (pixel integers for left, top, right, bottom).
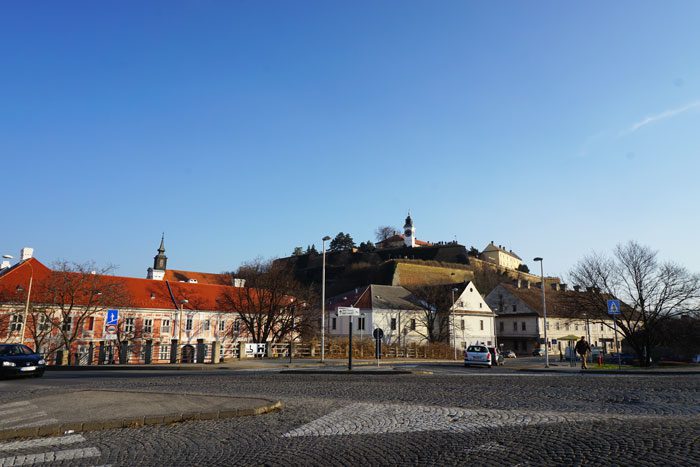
<box><xmin>203</xmin><ymin>320</ymin><xmax>210</xmax><ymax>331</ymax></box>
<box><xmin>521</xmin><ymin>322</ymin><xmax>526</xmax><ymax>331</ymax></box>
<box><xmin>514</xmin><ymin>341</ymin><xmax>519</xmax><ymax>350</ymax></box>
<box><xmin>358</xmin><ymin>317</ymin><xmax>366</xmax><ymax>331</ymax></box>
<box><xmin>556</xmin><ymin>322</ymin><xmax>560</xmax><ymax>331</ymax></box>
<box><xmin>480</xmin><ymin>320</ymin><xmax>484</xmax><ymax>331</ymax></box>
<box><xmin>512</xmin><ymin>304</ymin><xmax>517</xmax><ymax>312</ymax></box>
<box><xmin>86</xmin><ymin>317</ymin><xmax>94</xmax><ymax>331</ymax></box>
<box><xmin>62</xmin><ymin>317</ymin><xmax>72</xmax><ymax>332</ymax></box>
<box><xmin>233</xmin><ymin>319</ymin><xmax>241</xmax><ymax>333</ymax></box>
<box><xmin>479</xmin><ymin>302</ymin><xmax>482</xmax><ymax>308</ymax></box>
<box><xmin>390</xmin><ymin>318</ymin><xmax>397</xmax><ymax>331</ymax></box>
<box><xmin>513</xmin><ymin>321</ymin><xmax>517</xmax><ymax>331</ymax></box>
<box><xmin>546</xmin><ymin>322</ymin><xmax>549</xmax><ymax>330</ymax></box>
<box><xmin>159</xmin><ymin>344</ymin><xmax>170</xmax><ymax>360</ymax></box>
<box><xmin>38</xmin><ymin>314</ymin><xmax>50</xmax><ymax>332</ymax></box>
<box><xmin>565</xmin><ymin>323</ymin><xmax>570</xmax><ymax>331</ymax></box>
<box><xmin>219</xmin><ymin>320</ymin><xmax>226</xmax><ymax>332</ymax></box>
<box><xmin>185</xmin><ymin>318</ymin><xmax>193</xmax><ymax>331</ymax></box>
<box><xmin>331</xmin><ymin>317</ymin><xmax>337</xmax><ymax>330</ymax></box>
<box><xmin>124</xmin><ymin>318</ymin><xmax>135</xmax><ymax>333</ymax></box>
<box><xmin>410</xmin><ymin>319</ymin><xmax>416</xmax><ymax>331</ymax></box>
<box><xmin>460</xmin><ymin>320</ymin><xmax>465</xmax><ymax>331</ymax></box>
<box><xmin>10</xmin><ymin>314</ymin><xmax>23</xmax><ymax>332</ymax></box>
<box><xmin>143</xmin><ymin>319</ymin><xmax>153</xmax><ymax>333</ymax></box>
<box><xmin>600</xmin><ymin>323</ymin><xmax>604</xmax><ymax>331</ymax></box>
<box><xmin>575</xmin><ymin>324</ymin><xmax>579</xmax><ymax>331</ymax></box>
<box><xmin>499</xmin><ymin>321</ymin><xmax>504</xmax><ymax>332</ymax></box>
<box><xmin>161</xmin><ymin>319</ymin><xmax>171</xmax><ymax>334</ymax></box>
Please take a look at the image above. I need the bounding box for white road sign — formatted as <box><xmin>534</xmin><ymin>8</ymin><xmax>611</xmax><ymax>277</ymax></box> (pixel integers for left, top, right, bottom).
<box><xmin>337</xmin><ymin>307</ymin><xmax>360</xmax><ymax>317</ymax></box>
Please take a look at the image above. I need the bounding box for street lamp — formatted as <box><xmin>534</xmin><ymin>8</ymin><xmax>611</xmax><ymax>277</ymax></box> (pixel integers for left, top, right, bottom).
<box><xmin>451</xmin><ymin>287</ymin><xmax>459</xmax><ymax>360</ymax></box>
<box><xmin>20</xmin><ymin>258</ymin><xmax>34</xmax><ymax>347</ymax></box>
<box><xmin>533</xmin><ymin>257</ymin><xmax>549</xmax><ymax>368</ymax></box>
<box><xmin>289</xmin><ymin>299</ymin><xmax>295</xmax><ymax>364</ymax></box>
<box><xmin>321</xmin><ymin>235</ymin><xmax>331</xmax><ymax>363</ymax></box>
<box><xmin>178</xmin><ymin>299</ymin><xmax>188</xmax><ymax>362</ymax></box>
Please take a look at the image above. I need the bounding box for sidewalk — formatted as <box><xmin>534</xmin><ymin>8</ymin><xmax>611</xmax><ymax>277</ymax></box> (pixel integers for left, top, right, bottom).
<box><xmin>518</xmin><ymin>364</ymin><xmax>700</xmax><ymax>375</ymax></box>
<box><xmin>0</xmin><ymin>390</ymin><xmax>282</xmax><ymax>441</ymax></box>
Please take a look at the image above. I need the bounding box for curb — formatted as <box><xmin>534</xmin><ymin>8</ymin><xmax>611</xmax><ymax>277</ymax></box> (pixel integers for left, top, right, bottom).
<box><xmin>279</xmin><ymin>369</ymin><xmax>412</xmax><ymax>375</ymax></box>
<box><xmin>46</xmin><ymin>364</ymin><xmax>227</xmax><ymax>372</ymax></box>
<box><xmin>0</xmin><ymin>400</ymin><xmax>282</xmax><ymax>441</ymax></box>
<box><xmin>518</xmin><ymin>368</ymin><xmax>700</xmax><ymax>375</ymax></box>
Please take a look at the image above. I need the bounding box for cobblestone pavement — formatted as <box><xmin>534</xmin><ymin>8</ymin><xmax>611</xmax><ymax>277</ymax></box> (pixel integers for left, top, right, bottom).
<box><xmin>0</xmin><ymin>370</ymin><xmax>698</xmax><ymax>466</ymax></box>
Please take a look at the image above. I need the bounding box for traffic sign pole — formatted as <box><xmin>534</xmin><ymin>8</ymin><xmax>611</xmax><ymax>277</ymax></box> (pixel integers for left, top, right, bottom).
<box><xmin>348</xmin><ymin>316</ymin><xmax>353</xmax><ymax>371</ymax></box>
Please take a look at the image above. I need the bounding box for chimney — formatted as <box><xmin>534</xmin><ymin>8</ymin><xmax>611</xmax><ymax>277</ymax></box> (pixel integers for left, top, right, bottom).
<box><xmin>0</xmin><ymin>260</ymin><xmax>10</xmax><ymax>270</ymax></box>
<box><xmin>560</xmin><ymin>284</ymin><xmax>567</xmax><ymax>291</ymax></box>
<box><xmin>573</xmin><ymin>285</ymin><xmax>581</xmax><ymax>292</ymax></box>
<box><xmin>20</xmin><ymin>247</ymin><xmax>33</xmax><ymax>261</ymax></box>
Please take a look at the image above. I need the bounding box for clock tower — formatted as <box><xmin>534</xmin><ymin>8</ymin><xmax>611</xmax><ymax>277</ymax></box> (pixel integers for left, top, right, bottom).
<box><xmin>147</xmin><ymin>234</ymin><xmax>168</xmax><ymax>280</ymax></box>
<box><xmin>403</xmin><ymin>213</ymin><xmax>416</xmax><ymax>248</ymax></box>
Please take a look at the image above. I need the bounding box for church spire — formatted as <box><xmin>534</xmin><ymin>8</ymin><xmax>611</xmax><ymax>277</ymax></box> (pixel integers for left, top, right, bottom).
<box><xmin>158</xmin><ymin>232</ymin><xmax>165</xmax><ymax>254</ymax></box>
<box><xmin>147</xmin><ymin>234</ymin><xmax>168</xmax><ymax>280</ymax></box>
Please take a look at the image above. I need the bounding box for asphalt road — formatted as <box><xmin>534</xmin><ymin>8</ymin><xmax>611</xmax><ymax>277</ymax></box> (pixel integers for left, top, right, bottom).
<box><xmin>1</xmin><ymin>365</ymin><xmax>698</xmax><ymax>466</ymax></box>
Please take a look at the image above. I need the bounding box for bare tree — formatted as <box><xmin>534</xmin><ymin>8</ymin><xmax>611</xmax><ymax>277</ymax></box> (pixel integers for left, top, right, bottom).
<box><xmin>218</xmin><ymin>258</ymin><xmax>316</xmax><ymax>344</ymax></box>
<box><xmin>406</xmin><ymin>284</ymin><xmax>453</xmax><ymax>343</ymax></box>
<box><xmin>375</xmin><ymin>226</ymin><xmax>398</xmax><ymax>243</ymax></box>
<box><xmin>570</xmin><ymin>241</ymin><xmax>700</xmax><ymax>366</ymax></box>
<box><xmin>40</xmin><ymin>261</ymin><xmax>132</xmax><ymax>362</ymax></box>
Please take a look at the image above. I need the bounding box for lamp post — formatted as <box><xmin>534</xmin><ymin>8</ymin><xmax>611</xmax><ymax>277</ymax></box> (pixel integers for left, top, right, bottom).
<box><xmin>321</xmin><ymin>235</ymin><xmax>331</xmax><ymax>363</ymax></box>
<box><xmin>533</xmin><ymin>257</ymin><xmax>549</xmax><ymax>368</ymax></box>
<box><xmin>20</xmin><ymin>258</ymin><xmax>34</xmax><ymax>346</ymax></box>
<box><xmin>178</xmin><ymin>299</ymin><xmax>188</xmax><ymax>362</ymax></box>
<box><xmin>289</xmin><ymin>299</ymin><xmax>295</xmax><ymax>364</ymax></box>
<box><xmin>451</xmin><ymin>287</ymin><xmax>458</xmax><ymax>360</ymax></box>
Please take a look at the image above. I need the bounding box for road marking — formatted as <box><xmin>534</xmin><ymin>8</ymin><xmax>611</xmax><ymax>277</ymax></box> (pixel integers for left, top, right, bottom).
<box><xmin>0</xmin><ymin>401</ymin><xmax>31</xmax><ymax>412</ymax></box>
<box><xmin>0</xmin><ymin>412</ymin><xmax>49</xmax><ymax>427</ymax></box>
<box><xmin>0</xmin><ymin>447</ymin><xmax>100</xmax><ymax>466</ymax></box>
<box><xmin>9</xmin><ymin>418</ymin><xmax>59</xmax><ymax>429</ymax></box>
<box><xmin>283</xmin><ymin>402</ymin><xmax>624</xmax><ymax>437</ymax></box>
<box><xmin>0</xmin><ymin>434</ymin><xmax>86</xmax><ymax>452</ymax></box>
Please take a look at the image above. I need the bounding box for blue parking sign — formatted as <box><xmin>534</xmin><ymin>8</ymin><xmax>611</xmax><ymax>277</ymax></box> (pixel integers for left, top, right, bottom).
<box><xmin>106</xmin><ymin>309</ymin><xmax>119</xmax><ymax>325</ymax></box>
<box><xmin>607</xmin><ymin>300</ymin><xmax>621</xmax><ymax>315</ymax></box>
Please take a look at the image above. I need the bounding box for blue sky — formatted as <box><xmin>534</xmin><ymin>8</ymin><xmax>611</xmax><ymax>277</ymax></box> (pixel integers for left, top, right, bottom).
<box><xmin>2</xmin><ymin>1</ymin><xmax>699</xmax><ymax>279</ymax></box>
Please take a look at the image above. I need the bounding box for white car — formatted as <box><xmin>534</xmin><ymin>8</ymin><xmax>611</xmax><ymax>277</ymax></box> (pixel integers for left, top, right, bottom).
<box><xmin>464</xmin><ymin>345</ymin><xmax>492</xmax><ymax>368</ymax></box>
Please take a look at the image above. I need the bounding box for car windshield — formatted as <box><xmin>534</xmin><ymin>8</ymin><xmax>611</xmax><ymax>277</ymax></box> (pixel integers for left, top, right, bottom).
<box><xmin>467</xmin><ymin>346</ymin><xmax>487</xmax><ymax>353</ymax></box>
<box><xmin>0</xmin><ymin>345</ymin><xmax>34</xmax><ymax>356</ymax></box>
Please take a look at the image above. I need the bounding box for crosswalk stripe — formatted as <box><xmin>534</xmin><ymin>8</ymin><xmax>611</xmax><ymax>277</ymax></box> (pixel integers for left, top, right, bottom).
<box><xmin>9</xmin><ymin>418</ymin><xmax>59</xmax><ymax>429</ymax></box>
<box><xmin>0</xmin><ymin>401</ymin><xmax>30</xmax><ymax>411</ymax></box>
<box><xmin>0</xmin><ymin>412</ymin><xmax>48</xmax><ymax>427</ymax></box>
<box><xmin>0</xmin><ymin>434</ymin><xmax>86</xmax><ymax>452</ymax></box>
<box><xmin>0</xmin><ymin>406</ymin><xmax>36</xmax><ymax>417</ymax></box>
<box><xmin>0</xmin><ymin>447</ymin><xmax>100</xmax><ymax>466</ymax></box>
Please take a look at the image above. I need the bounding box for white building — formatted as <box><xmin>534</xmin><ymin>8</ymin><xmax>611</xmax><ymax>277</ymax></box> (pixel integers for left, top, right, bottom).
<box><xmin>449</xmin><ymin>281</ymin><xmax>496</xmax><ymax>349</ymax></box>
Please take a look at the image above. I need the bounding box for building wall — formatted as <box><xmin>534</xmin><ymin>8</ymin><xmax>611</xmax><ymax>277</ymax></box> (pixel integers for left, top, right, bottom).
<box><xmin>327</xmin><ymin>307</ymin><xmax>428</xmax><ymax>345</ymax></box>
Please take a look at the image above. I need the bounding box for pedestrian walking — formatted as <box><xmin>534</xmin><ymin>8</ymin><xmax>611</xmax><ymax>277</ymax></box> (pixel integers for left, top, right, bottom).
<box><xmin>575</xmin><ymin>336</ymin><xmax>591</xmax><ymax>369</ymax></box>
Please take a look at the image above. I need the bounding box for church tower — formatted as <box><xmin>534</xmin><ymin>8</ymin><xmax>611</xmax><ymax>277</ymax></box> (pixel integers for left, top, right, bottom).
<box><xmin>403</xmin><ymin>212</ymin><xmax>416</xmax><ymax>248</ymax></box>
<box><xmin>147</xmin><ymin>234</ymin><xmax>168</xmax><ymax>280</ymax></box>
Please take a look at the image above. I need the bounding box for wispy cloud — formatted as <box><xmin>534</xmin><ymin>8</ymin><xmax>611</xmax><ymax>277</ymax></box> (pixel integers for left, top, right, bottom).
<box><xmin>622</xmin><ymin>100</ymin><xmax>700</xmax><ymax>136</ymax></box>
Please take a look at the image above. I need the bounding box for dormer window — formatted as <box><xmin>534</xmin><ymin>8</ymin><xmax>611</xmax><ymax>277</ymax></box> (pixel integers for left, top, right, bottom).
<box><xmin>150</xmin><ymin>293</ymin><xmax>156</xmax><ymax>299</ymax></box>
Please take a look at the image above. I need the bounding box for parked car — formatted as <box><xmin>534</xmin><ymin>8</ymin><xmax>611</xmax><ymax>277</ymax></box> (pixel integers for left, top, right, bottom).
<box><xmin>503</xmin><ymin>350</ymin><xmax>517</xmax><ymax>358</ymax></box>
<box><xmin>488</xmin><ymin>346</ymin><xmax>504</xmax><ymax>366</ymax></box>
<box><xmin>464</xmin><ymin>345</ymin><xmax>492</xmax><ymax>368</ymax></box>
<box><xmin>532</xmin><ymin>348</ymin><xmax>545</xmax><ymax>357</ymax></box>
<box><xmin>0</xmin><ymin>344</ymin><xmax>46</xmax><ymax>378</ymax></box>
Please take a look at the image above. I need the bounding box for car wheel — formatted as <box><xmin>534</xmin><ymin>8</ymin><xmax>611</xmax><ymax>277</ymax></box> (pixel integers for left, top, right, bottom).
<box><xmin>33</xmin><ymin>371</ymin><xmax>44</xmax><ymax>378</ymax></box>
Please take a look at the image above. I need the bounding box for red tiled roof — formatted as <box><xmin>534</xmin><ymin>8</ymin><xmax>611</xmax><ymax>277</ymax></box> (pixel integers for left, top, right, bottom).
<box><xmin>163</xmin><ymin>269</ymin><xmax>231</xmax><ymax>285</ymax></box>
<box><xmin>0</xmin><ymin>259</ymin><xmax>247</xmax><ymax>313</ymax></box>
<box><xmin>377</xmin><ymin>234</ymin><xmax>432</xmax><ymax>247</ymax></box>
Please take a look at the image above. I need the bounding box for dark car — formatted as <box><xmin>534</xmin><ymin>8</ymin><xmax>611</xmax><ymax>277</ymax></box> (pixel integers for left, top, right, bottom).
<box><xmin>0</xmin><ymin>344</ymin><xmax>46</xmax><ymax>378</ymax></box>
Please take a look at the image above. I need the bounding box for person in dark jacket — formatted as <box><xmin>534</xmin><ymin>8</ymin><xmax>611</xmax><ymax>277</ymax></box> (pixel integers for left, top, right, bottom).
<box><xmin>575</xmin><ymin>336</ymin><xmax>591</xmax><ymax>369</ymax></box>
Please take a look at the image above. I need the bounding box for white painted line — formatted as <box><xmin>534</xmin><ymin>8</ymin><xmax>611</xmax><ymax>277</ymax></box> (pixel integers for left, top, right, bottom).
<box><xmin>0</xmin><ymin>446</ymin><xmax>100</xmax><ymax>466</ymax></box>
<box><xmin>10</xmin><ymin>418</ymin><xmax>58</xmax><ymax>429</ymax></box>
<box><xmin>0</xmin><ymin>434</ymin><xmax>85</xmax><ymax>452</ymax></box>
<box><xmin>0</xmin><ymin>406</ymin><xmax>37</xmax><ymax>417</ymax></box>
<box><xmin>0</xmin><ymin>412</ymin><xmax>48</xmax><ymax>427</ymax></box>
<box><xmin>0</xmin><ymin>401</ymin><xmax>30</xmax><ymax>410</ymax></box>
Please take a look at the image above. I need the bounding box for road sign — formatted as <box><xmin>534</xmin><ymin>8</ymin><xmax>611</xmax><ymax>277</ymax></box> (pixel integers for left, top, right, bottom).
<box><xmin>607</xmin><ymin>300</ymin><xmax>621</xmax><ymax>315</ymax></box>
<box><xmin>106</xmin><ymin>325</ymin><xmax>117</xmax><ymax>334</ymax></box>
<box><xmin>337</xmin><ymin>306</ymin><xmax>360</xmax><ymax>317</ymax></box>
<box><xmin>373</xmin><ymin>328</ymin><xmax>384</xmax><ymax>340</ymax></box>
<box><xmin>106</xmin><ymin>309</ymin><xmax>119</xmax><ymax>325</ymax></box>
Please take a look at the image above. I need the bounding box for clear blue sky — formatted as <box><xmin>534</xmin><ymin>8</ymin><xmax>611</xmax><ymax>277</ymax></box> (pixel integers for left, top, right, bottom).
<box><xmin>2</xmin><ymin>1</ymin><xmax>699</xmax><ymax>279</ymax></box>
